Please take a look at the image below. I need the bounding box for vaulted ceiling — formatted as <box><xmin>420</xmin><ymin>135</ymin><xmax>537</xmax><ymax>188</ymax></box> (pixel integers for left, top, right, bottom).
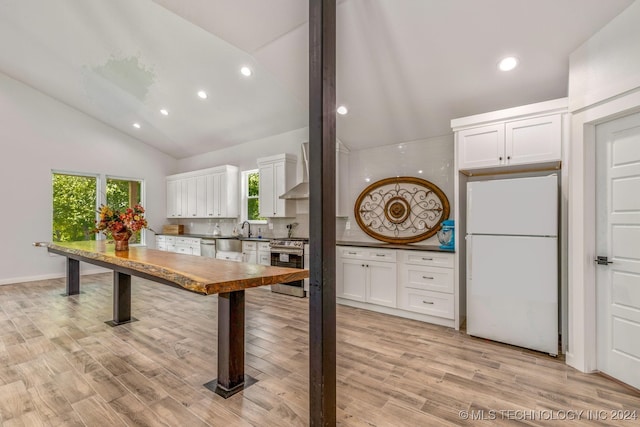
<box><xmin>0</xmin><ymin>0</ymin><xmax>634</xmax><ymax>158</ymax></box>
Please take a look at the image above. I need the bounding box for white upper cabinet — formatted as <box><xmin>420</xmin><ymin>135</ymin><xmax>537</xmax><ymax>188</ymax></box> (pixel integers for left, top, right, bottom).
<box><xmin>453</xmin><ymin>98</ymin><xmax>567</xmax><ymax>173</ymax></box>
<box><xmin>457</xmin><ymin>124</ymin><xmax>505</xmax><ymax>169</ymax></box>
<box><xmin>205</xmin><ymin>166</ymin><xmax>238</xmax><ymax>218</ymax></box>
<box><xmin>257</xmin><ymin>153</ymin><xmax>296</xmax><ymax>217</ymax></box>
<box><xmin>505</xmin><ymin>114</ymin><xmax>562</xmax><ymax>166</ymax></box>
<box><xmin>166</xmin><ymin>178</ymin><xmax>182</xmax><ymax>218</ymax></box>
<box><xmin>166</xmin><ymin>165</ymin><xmax>238</xmax><ymax>219</ymax></box>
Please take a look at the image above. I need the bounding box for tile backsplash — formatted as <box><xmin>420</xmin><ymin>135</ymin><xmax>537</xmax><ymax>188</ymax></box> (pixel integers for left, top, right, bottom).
<box><xmin>337</xmin><ymin>134</ymin><xmax>454</xmax><ymax>246</ymax></box>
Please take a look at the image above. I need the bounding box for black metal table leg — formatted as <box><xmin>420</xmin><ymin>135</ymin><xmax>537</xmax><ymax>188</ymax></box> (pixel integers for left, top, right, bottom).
<box><xmin>105</xmin><ymin>271</ymin><xmax>137</xmax><ymax>327</ymax></box>
<box><xmin>62</xmin><ymin>258</ymin><xmax>80</xmax><ymax>296</ymax></box>
<box><xmin>203</xmin><ymin>290</ymin><xmax>256</xmax><ymax>398</ymax></box>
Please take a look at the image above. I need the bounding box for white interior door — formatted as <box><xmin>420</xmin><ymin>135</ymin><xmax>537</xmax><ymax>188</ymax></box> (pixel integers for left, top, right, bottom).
<box><xmin>596</xmin><ymin>111</ymin><xmax>640</xmax><ymax>390</ymax></box>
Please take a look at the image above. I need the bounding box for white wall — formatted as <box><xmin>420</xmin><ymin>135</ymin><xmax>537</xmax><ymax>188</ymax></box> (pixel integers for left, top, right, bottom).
<box><xmin>337</xmin><ymin>134</ymin><xmax>454</xmax><ymax>245</ymax></box>
<box><xmin>568</xmin><ymin>0</ymin><xmax>640</xmax><ymax>112</ymax></box>
<box><xmin>0</xmin><ymin>72</ymin><xmax>177</xmax><ymax>285</ymax></box>
<box><xmin>566</xmin><ymin>1</ymin><xmax>640</xmax><ymax>372</ymax></box>
<box><xmin>177</xmin><ymin>127</ymin><xmax>308</xmax><ymax>172</ymax></box>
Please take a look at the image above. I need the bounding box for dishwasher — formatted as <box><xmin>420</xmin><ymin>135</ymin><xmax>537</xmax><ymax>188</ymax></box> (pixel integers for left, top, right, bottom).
<box><xmin>200</xmin><ymin>238</ymin><xmax>216</xmax><ymax>258</ymax></box>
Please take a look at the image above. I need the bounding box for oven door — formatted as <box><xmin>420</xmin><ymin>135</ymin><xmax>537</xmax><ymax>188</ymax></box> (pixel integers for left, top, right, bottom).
<box><xmin>270</xmin><ymin>251</ymin><xmax>306</xmax><ymax>297</ymax></box>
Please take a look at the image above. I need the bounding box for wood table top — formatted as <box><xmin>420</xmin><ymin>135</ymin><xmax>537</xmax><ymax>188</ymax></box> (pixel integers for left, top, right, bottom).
<box><xmin>47</xmin><ymin>241</ymin><xmax>309</xmax><ymax>295</ymax></box>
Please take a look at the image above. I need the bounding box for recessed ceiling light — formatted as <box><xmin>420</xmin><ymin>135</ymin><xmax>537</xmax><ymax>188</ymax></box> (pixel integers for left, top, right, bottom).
<box><xmin>337</xmin><ymin>105</ymin><xmax>348</xmax><ymax>115</ymax></box>
<box><xmin>365</xmin><ymin>178</ymin><xmax>371</xmax><ymax>182</ymax></box>
<box><xmin>498</xmin><ymin>56</ymin><xmax>519</xmax><ymax>71</ymax></box>
<box><xmin>133</xmin><ymin>123</ymin><xmax>141</xmax><ymax>129</ymax></box>
<box><xmin>197</xmin><ymin>90</ymin><xmax>208</xmax><ymax>99</ymax></box>
<box><xmin>418</xmin><ymin>170</ymin><xmax>423</xmax><ymax>174</ymax></box>
<box><xmin>160</xmin><ymin>109</ymin><xmax>169</xmax><ymax>116</ymax></box>
<box><xmin>240</xmin><ymin>66</ymin><xmax>252</xmax><ymax>77</ymax></box>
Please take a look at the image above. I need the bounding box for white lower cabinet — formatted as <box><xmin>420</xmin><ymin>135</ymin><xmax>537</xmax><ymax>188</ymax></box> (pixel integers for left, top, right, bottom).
<box><xmin>243</xmin><ymin>241</ymin><xmax>271</xmax><ymax>264</ymax></box>
<box><xmin>242</xmin><ymin>241</ymin><xmax>257</xmax><ymax>264</ymax></box>
<box><xmin>155</xmin><ymin>235</ymin><xmax>200</xmax><ymax>256</ymax></box>
<box><xmin>337</xmin><ymin>245</ymin><xmax>455</xmax><ymax>327</ymax></box>
<box><xmin>337</xmin><ymin>247</ymin><xmax>397</xmax><ymax>308</ymax></box>
<box><xmin>257</xmin><ymin>242</ymin><xmax>271</xmax><ymax>266</ymax></box>
<box><xmin>398</xmin><ymin>250</ymin><xmax>454</xmax><ymax>319</ymax></box>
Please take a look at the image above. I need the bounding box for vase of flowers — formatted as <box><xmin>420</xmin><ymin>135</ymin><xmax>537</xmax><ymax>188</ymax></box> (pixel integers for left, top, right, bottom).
<box><xmin>94</xmin><ymin>204</ymin><xmax>148</xmax><ymax>252</ymax></box>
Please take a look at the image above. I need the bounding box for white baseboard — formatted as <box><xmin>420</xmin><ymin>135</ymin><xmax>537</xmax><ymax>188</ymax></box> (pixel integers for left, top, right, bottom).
<box><xmin>0</xmin><ymin>268</ymin><xmax>110</xmax><ymax>286</ymax></box>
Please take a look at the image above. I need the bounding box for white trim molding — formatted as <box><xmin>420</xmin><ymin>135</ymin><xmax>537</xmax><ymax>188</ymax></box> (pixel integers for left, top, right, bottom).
<box><xmin>567</xmin><ymin>87</ymin><xmax>640</xmax><ymax>372</ymax></box>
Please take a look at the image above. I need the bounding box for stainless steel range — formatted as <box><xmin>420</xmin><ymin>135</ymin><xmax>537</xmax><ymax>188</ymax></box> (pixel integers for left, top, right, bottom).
<box><xmin>269</xmin><ymin>238</ymin><xmax>308</xmax><ymax>297</ymax></box>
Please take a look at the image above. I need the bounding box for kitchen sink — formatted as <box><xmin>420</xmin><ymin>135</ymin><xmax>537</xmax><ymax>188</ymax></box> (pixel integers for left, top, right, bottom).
<box><xmin>215</xmin><ymin>238</ymin><xmax>242</xmax><ymax>252</ymax></box>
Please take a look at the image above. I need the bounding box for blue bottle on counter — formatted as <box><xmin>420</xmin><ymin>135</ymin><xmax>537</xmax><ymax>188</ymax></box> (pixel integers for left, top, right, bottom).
<box><xmin>437</xmin><ymin>220</ymin><xmax>455</xmax><ymax>250</ymax></box>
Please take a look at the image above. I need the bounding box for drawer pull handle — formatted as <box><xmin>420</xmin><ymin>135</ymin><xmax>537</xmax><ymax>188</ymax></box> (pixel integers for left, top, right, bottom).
<box><xmin>348</xmin><ymin>252</ymin><xmax>358</xmax><ymax>255</ymax></box>
<box><xmin>422</xmin><ymin>300</ymin><xmax>434</xmax><ymax>305</ymax></box>
<box><xmin>375</xmin><ymin>254</ymin><xmax>386</xmax><ymax>257</ymax></box>
<box><xmin>422</xmin><ymin>276</ymin><xmax>434</xmax><ymax>280</ymax></box>
<box><xmin>422</xmin><ymin>257</ymin><xmax>433</xmax><ymax>261</ymax></box>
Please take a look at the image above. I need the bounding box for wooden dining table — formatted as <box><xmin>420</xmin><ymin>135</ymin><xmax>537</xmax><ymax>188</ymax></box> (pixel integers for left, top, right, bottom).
<box><xmin>44</xmin><ymin>240</ymin><xmax>309</xmax><ymax>398</ymax></box>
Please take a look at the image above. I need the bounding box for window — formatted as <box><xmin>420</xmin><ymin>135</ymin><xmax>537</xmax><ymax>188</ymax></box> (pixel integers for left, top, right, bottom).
<box><xmin>242</xmin><ymin>169</ymin><xmax>266</xmax><ymax>223</ymax></box>
<box><xmin>52</xmin><ymin>172</ymin><xmax>146</xmax><ymax>244</ymax></box>
<box><xmin>106</xmin><ymin>177</ymin><xmax>143</xmax><ymax>244</ymax></box>
<box><xmin>52</xmin><ymin>172</ymin><xmax>98</xmax><ymax>242</ymax></box>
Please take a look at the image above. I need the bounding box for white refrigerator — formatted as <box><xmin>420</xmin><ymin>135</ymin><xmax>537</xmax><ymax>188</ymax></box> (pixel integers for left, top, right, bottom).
<box><xmin>466</xmin><ymin>174</ymin><xmax>558</xmax><ymax>355</ymax></box>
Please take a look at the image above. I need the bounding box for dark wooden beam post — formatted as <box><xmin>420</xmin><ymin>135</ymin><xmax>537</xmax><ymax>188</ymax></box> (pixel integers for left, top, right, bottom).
<box><xmin>105</xmin><ymin>271</ymin><xmax>137</xmax><ymax>326</ymax></box>
<box><xmin>309</xmin><ymin>0</ymin><xmax>337</xmax><ymax>425</ymax></box>
<box><xmin>65</xmin><ymin>258</ymin><xmax>80</xmax><ymax>295</ymax></box>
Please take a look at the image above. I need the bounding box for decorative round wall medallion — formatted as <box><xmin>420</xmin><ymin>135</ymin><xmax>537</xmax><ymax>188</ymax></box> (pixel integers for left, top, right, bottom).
<box><xmin>354</xmin><ymin>176</ymin><xmax>450</xmax><ymax>244</ymax></box>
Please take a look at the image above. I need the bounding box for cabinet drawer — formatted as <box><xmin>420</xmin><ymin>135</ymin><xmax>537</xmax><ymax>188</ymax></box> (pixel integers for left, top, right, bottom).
<box><xmin>401</xmin><ymin>265</ymin><xmax>453</xmax><ymax>293</ymax></box>
<box><xmin>157</xmin><ymin>235</ymin><xmax>176</xmax><ymax>244</ymax></box>
<box><xmin>338</xmin><ymin>246</ymin><xmax>396</xmax><ymax>262</ymax></box>
<box><xmin>257</xmin><ymin>242</ymin><xmax>271</xmax><ymax>251</ymax></box>
<box><xmin>367</xmin><ymin>249</ymin><xmax>396</xmax><ymax>262</ymax></box>
<box><xmin>339</xmin><ymin>247</ymin><xmax>368</xmax><ymax>259</ymax></box>
<box><xmin>400</xmin><ymin>289</ymin><xmax>454</xmax><ymax>319</ymax></box>
<box><xmin>242</xmin><ymin>241</ymin><xmax>257</xmax><ymax>251</ymax></box>
<box><xmin>176</xmin><ymin>237</ymin><xmax>200</xmax><ymax>246</ymax></box>
<box><xmin>403</xmin><ymin>251</ymin><xmax>453</xmax><ymax>268</ymax></box>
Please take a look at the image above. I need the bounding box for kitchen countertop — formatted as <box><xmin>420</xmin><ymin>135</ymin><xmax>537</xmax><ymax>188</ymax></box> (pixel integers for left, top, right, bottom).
<box><xmin>156</xmin><ymin>233</ymin><xmax>272</xmax><ymax>241</ymax></box>
<box><xmin>157</xmin><ymin>235</ymin><xmax>452</xmax><ymax>252</ymax></box>
<box><xmin>337</xmin><ymin>240</ymin><xmax>454</xmax><ymax>253</ymax></box>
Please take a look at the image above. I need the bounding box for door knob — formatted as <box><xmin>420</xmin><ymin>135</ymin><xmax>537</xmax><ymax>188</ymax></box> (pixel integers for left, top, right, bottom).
<box><xmin>594</xmin><ymin>256</ymin><xmax>613</xmax><ymax>265</ymax></box>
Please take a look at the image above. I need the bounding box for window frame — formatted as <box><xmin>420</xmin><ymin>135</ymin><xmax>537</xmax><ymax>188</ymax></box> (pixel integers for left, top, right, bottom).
<box><xmin>241</xmin><ymin>169</ymin><xmax>267</xmax><ymax>224</ymax></box>
<box><xmin>51</xmin><ymin>170</ymin><xmax>147</xmax><ymax>245</ymax></box>
<box><xmin>105</xmin><ymin>175</ymin><xmax>146</xmax><ymax>246</ymax></box>
<box><xmin>51</xmin><ymin>170</ymin><xmax>101</xmax><ymax>242</ymax></box>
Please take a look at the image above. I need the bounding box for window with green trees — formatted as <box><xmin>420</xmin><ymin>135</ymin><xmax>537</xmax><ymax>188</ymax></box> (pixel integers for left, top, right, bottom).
<box><xmin>106</xmin><ymin>177</ymin><xmax>143</xmax><ymax>243</ymax></box>
<box><xmin>52</xmin><ymin>173</ymin><xmax>97</xmax><ymax>242</ymax></box>
<box><xmin>245</xmin><ymin>170</ymin><xmax>265</xmax><ymax>222</ymax></box>
<box><xmin>52</xmin><ymin>173</ymin><xmax>144</xmax><ymax>243</ymax></box>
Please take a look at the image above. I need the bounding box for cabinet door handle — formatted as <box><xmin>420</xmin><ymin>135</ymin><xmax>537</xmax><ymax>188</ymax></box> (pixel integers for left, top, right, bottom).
<box><xmin>507</xmin><ymin>156</ymin><xmax>511</xmax><ymax>160</ymax></box>
<box><xmin>422</xmin><ymin>300</ymin><xmax>434</xmax><ymax>305</ymax></box>
<box><xmin>422</xmin><ymin>276</ymin><xmax>434</xmax><ymax>280</ymax></box>
<box><xmin>499</xmin><ymin>156</ymin><xmax>503</xmax><ymax>161</ymax></box>
<box><xmin>421</xmin><ymin>257</ymin><xmax>433</xmax><ymax>261</ymax></box>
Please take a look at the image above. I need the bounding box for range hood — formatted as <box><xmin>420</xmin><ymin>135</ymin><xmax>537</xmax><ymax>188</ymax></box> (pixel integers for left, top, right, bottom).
<box><xmin>279</xmin><ymin>142</ymin><xmax>309</xmax><ymax>200</ymax></box>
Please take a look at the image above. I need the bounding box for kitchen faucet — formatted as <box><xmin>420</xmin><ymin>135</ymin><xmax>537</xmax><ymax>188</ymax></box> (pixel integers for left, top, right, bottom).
<box><xmin>241</xmin><ymin>221</ymin><xmax>252</xmax><ymax>238</ymax></box>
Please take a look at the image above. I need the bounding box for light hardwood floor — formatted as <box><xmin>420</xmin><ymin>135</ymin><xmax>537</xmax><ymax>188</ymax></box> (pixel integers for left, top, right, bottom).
<box><xmin>0</xmin><ymin>273</ymin><xmax>638</xmax><ymax>426</ymax></box>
